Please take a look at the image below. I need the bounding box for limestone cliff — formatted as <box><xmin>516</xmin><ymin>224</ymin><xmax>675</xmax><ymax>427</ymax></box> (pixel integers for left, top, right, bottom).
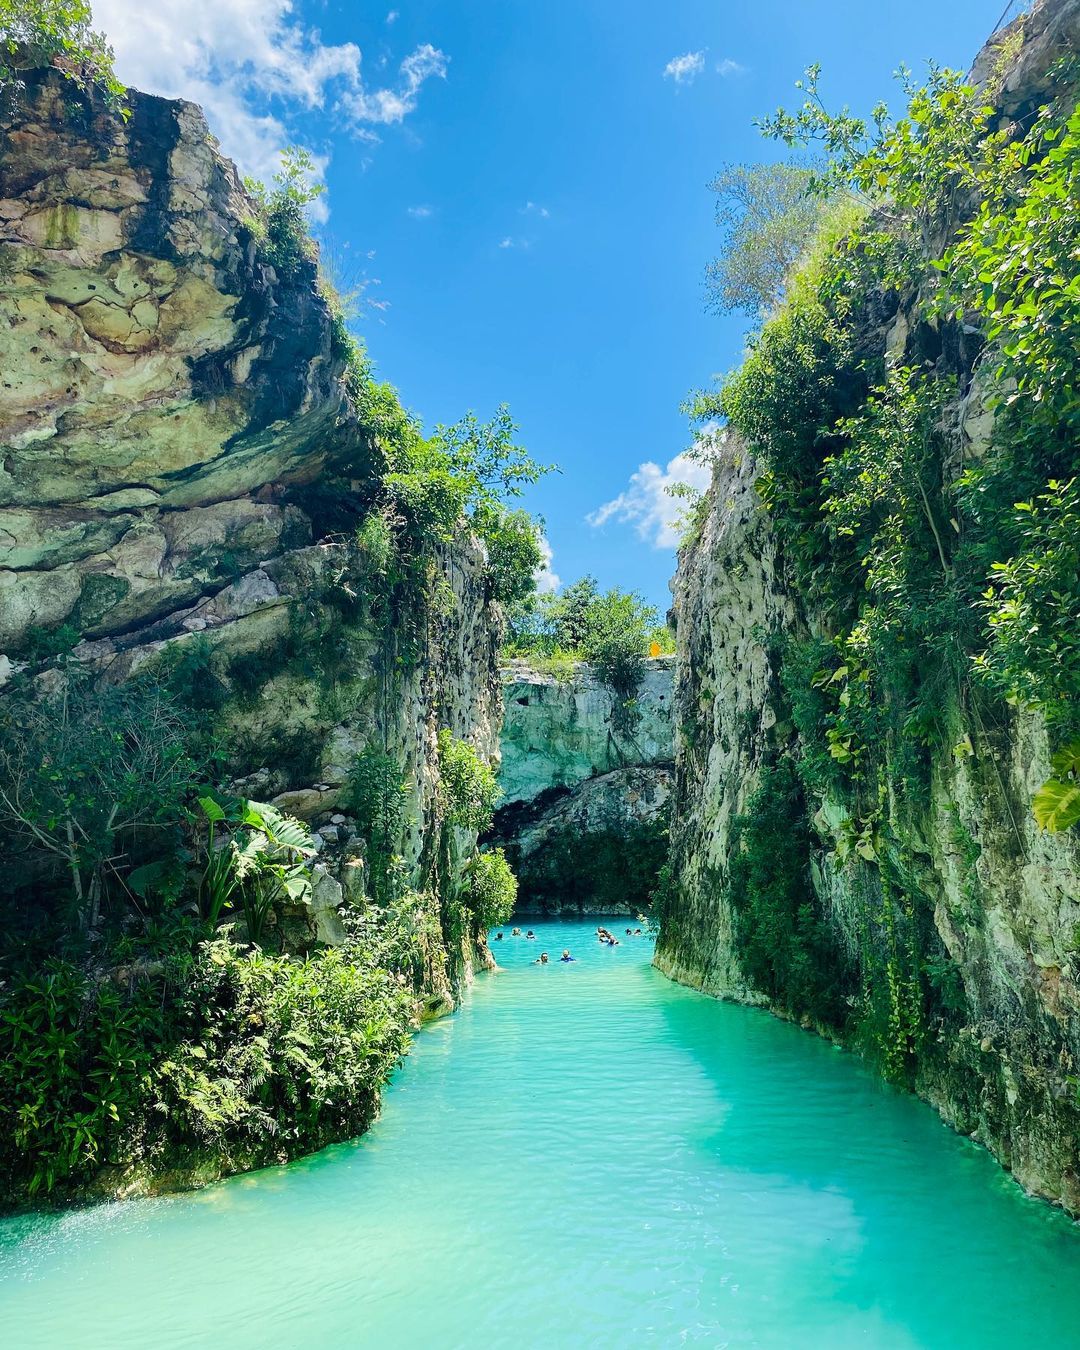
<box><xmin>0</xmin><ymin>68</ymin><xmax>502</xmax><ymax>1000</ymax></box>
<box><xmin>492</xmin><ymin>658</ymin><xmax>673</xmax><ymax>913</ymax></box>
<box><xmin>657</xmin><ymin>0</ymin><xmax>1080</xmax><ymax>1213</ymax></box>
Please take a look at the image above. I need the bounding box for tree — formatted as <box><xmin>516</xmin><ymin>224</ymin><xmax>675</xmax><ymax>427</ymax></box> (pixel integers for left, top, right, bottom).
<box><xmin>0</xmin><ymin>680</ymin><xmax>198</xmax><ymax>930</ymax></box>
<box><xmin>705</xmin><ymin>163</ymin><xmax>823</xmax><ymax>317</ymax></box>
<box><xmin>0</xmin><ymin>0</ymin><xmax>125</xmax><ymax>113</ymax></box>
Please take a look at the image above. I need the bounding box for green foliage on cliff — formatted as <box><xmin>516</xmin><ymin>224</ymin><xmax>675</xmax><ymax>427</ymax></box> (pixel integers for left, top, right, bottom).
<box><xmin>671</xmin><ymin>53</ymin><xmax>1080</xmax><ymax>1101</ymax></box>
<box><xmin>244</xmin><ymin>148</ymin><xmax>324</xmax><ymax>281</ymax></box>
<box><xmin>461</xmin><ymin>847</ymin><xmax>518</xmax><ymax>930</ymax></box>
<box><xmin>704</xmin><ymin>163</ymin><xmax>825</xmax><ymax>316</ymax></box>
<box><xmin>506</xmin><ymin>576</ymin><xmax>673</xmax><ymax>734</ymax></box>
<box><xmin>0</xmin><ymin>920</ymin><xmax>415</xmax><ymax>1202</ymax></box>
<box><xmin>437</xmin><ymin>730</ymin><xmax>500</xmax><ymax>833</ymax></box>
<box><xmin>728</xmin><ymin>763</ymin><xmax>854</xmax><ymax>1027</ymax></box>
<box><xmin>694</xmin><ymin>66</ymin><xmax>1080</xmax><ymax>823</ymax></box>
<box><xmin>0</xmin><ymin>0</ymin><xmax>126</xmax><ymax>114</ymax></box>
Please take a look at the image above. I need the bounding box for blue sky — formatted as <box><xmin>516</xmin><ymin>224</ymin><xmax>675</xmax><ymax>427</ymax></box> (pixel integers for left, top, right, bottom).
<box><xmin>97</xmin><ymin>0</ymin><xmax>999</xmax><ymax>612</ymax></box>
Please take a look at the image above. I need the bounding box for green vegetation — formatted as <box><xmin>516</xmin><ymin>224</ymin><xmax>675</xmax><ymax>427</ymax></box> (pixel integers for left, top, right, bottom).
<box><xmin>437</xmin><ymin>731</ymin><xmax>500</xmax><ymax>833</ymax></box>
<box><xmin>243</xmin><ymin>148</ymin><xmax>324</xmax><ymax>281</ymax></box>
<box><xmin>692</xmin><ymin>65</ymin><xmax>1080</xmax><ymax>825</ymax></box>
<box><xmin>0</xmin><ymin>921</ymin><xmax>415</xmax><ymax>1202</ymax></box>
<box><xmin>727</xmin><ymin>763</ymin><xmax>854</xmax><ymax>1028</ymax></box>
<box><xmin>0</xmin><ymin>0</ymin><xmax>126</xmax><ymax>114</ymax></box>
<box><xmin>0</xmin><ymin>681</ymin><xmax>200</xmax><ymax>935</ymax></box>
<box><xmin>506</xmin><ymin>576</ymin><xmax>673</xmax><ymax>734</ymax></box>
<box><xmin>674</xmin><ymin>53</ymin><xmax>1080</xmax><ymax>1088</ymax></box>
<box><xmin>705</xmin><ymin>162</ymin><xmax>825</xmax><ymax>317</ymax></box>
<box><xmin>461</xmin><ymin>847</ymin><xmax>518</xmax><ymax>931</ymax></box>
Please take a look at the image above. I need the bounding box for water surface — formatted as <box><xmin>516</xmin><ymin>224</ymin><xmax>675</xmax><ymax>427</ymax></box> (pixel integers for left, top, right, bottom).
<box><xmin>3</xmin><ymin>918</ymin><xmax>1080</xmax><ymax>1348</ymax></box>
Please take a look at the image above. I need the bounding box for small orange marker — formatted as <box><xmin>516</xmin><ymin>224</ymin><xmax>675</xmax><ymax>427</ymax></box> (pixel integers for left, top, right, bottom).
<box><xmin>649</xmin><ymin>641</ymin><xmax>662</xmax><ymax>658</ymax></box>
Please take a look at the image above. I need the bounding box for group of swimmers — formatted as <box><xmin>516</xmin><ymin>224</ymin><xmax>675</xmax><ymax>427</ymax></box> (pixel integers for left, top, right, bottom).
<box><xmin>490</xmin><ymin>921</ymin><xmax>649</xmax><ymax>966</ymax></box>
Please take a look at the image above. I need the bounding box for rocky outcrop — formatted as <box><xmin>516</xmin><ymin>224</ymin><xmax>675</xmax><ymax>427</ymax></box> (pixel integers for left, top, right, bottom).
<box><xmin>0</xmin><ymin>68</ymin><xmax>502</xmax><ymax>1000</ymax></box>
<box><xmin>0</xmin><ymin>67</ymin><xmax>360</xmax><ymax>650</ymax></box>
<box><xmin>498</xmin><ymin>656</ymin><xmax>675</xmax><ymax>807</ymax></box>
<box><xmin>492</xmin><ymin>658</ymin><xmax>674</xmax><ymax>913</ymax></box>
<box><xmin>660</xmin><ymin>430</ymin><xmax>1080</xmax><ymax>1211</ymax></box>
<box><xmin>657</xmin><ymin>3</ymin><xmax>1080</xmax><ymax>1213</ymax></box>
<box><xmin>656</xmin><ymin>431</ymin><xmax>797</xmax><ymax>997</ymax></box>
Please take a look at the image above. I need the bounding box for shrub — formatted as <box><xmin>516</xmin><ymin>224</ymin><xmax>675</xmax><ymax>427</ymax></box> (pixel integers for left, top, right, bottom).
<box><xmin>155</xmin><ymin>935</ymin><xmax>413</xmax><ymax>1159</ymax></box>
<box><xmin>462</xmin><ymin>848</ymin><xmax>517</xmax><ymax>930</ymax></box>
<box><xmin>0</xmin><ymin>943</ymin><xmax>190</xmax><ymax>1199</ymax></box>
<box><xmin>437</xmin><ymin>731</ymin><xmax>499</xmax><ymax>833</ymax></box>
<box><xmin>0</xmin><ymin>0</ymin><xmax>126</xmax><ymax>114</ymax></box>
<box><xmin>975</xmin><ymin>478</ymin><xmax>1080</xmax><ymax>728</ymax></box>
<box><xmin>0</xmin><ymin>679</ymin><xmax>200</xmax><ymax>931</ymax></box>
<box><xmin>244</xmin><ymin>148</ymin><xmax>323</xmax><ymax>281</ymax></box>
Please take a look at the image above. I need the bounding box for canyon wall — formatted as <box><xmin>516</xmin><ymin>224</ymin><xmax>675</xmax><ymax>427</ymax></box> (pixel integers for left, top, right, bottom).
<box><xmin>492</xmin><ymin>658</ymin><xmax>673</xmax><ymax>913</ymax></box>
<box><xmin>0</xmin><ymin>67</ymin><xmax>502</xmax><ymax>1001</ymax></box>
<box><xmin>657</xmin><ymin>1</ymin><xmax>1080</xmax><ymax>1212</ymax></box>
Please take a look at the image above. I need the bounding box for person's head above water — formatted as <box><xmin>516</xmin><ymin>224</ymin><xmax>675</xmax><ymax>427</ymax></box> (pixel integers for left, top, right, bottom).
<box><xmin>494</xmin><ymin>932</ymin><xmax>503</xmax><ymax>940</ymax></box>
<box><xmin>537</xmin><ymin>952</ymin><xmax>548</xmax><ymax>964</ymax></box>
<box><xmin>512</xmin><ymin>927</ymin><xmax>521</xmax><ymax>936</ymax></box>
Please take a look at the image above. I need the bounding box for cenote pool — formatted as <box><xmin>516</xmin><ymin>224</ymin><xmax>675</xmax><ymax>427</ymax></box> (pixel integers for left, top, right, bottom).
<box><xmin>3</xmin><ymin>918</ymin><xmax>1080</xmax><ymax>1348</ymax></box>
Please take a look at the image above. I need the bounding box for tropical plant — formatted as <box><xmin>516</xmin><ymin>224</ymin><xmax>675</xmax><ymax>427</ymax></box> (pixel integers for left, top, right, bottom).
<box><xmin>1032</xmin><ymin>743</ymin><xmax>1080</xmax><ymax>833</ymax></box>
<box><xmin>461</xmin><ymin>848</ymin><xmax>518</xmax><ymax>930</ymax></box>
<box><xmin>0</xmin><ymin>680</ymin><xmax>198</xmax><ymax>930</ymax></box>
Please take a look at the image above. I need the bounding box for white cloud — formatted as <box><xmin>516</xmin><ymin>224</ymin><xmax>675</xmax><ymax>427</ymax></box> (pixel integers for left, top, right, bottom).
<box><xmin>588</xmin><ymin>452</ymin><xmax>713</xmax><ymax>549</ymax></box>
<box><xmin>94</xmin><ymin>1</ymin><xmax>447</xmax><ymax>188</ymax></box>
<box><xmin>338</xmin><ymin>43</ymin><xmax>447</xmax><ymax>127</ymax></box>
<box><xmin>534</xmin><ymin>535</ymin><xmax>560</xmax><ymax>594</ymax></box>
<box><xmin>407</xmin><ymin>204</ymin><xmax>433</xmax><ymax>218</ymax></box>
<box><xmin>386</xmin><ymin>9</ymin><xmax>399</xmax><ymax>23</ymax></box>
<box><xmin>520</xmin><ymin>200</ymin><xmax>550</xmax><ymax>218</ymax></box>
<box><xmin>716</xmin><ymin>57</ymin><xmax>746</xmax><ymax>77</ymax></box>
<box><xmin>498</xmin><ymin>237</ymin><xmax>515</xmax><ymax>249</ymax></box>
<box><xmin>663</xmin><ymin>51</ymin><xmax>705</xmax><ymax>85</ymax></box>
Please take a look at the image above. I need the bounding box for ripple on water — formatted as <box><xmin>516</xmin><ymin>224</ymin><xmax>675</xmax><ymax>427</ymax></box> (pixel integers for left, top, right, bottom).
<box><xmin>2</xmin><ymin>918</ymin><xmax>1080</xmax><ymax>1350</ymax></box>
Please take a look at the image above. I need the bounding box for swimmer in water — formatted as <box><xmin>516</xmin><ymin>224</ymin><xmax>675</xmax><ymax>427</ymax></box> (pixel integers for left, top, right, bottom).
<box><xmin>525</xmin><ymin>930</ymin><xmax>536</xmax><ymax>940</ymax></box>
<box><xmin>494</xmin><ymin>932</ymin><xmax>504</xmax><ymax>941</ymax></box>
<box><xmin>535</xmin><ymin>952</ymin><xmax>549</xmax><ymax>965</ymax></box>
<box><xmin>560</xmin><ymin>950</ymin><xmax>576</xmax><ymax>962</ymax></box>
<box><xmin>634</xmin><ymin>928</ymin><xmax>642</xmax><ymax>935</ymax></box>
<box><xmin>512</xmin><ymin>927</ymin><xmax>521</xmax><ymax>937</ymax></box>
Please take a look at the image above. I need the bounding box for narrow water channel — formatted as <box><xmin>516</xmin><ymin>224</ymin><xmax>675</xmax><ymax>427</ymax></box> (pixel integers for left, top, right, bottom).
<box><xmin>3</xmin><ymin>918</ymin><xmax>1080</xmax><ymax>1348</ymax></box>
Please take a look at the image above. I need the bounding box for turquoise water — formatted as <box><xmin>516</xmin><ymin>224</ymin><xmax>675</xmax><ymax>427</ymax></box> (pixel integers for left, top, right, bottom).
<box><xmin>3</xmin><ymin>918</ymin><xmax>1080</xmax><ymax>1348</ymax></box>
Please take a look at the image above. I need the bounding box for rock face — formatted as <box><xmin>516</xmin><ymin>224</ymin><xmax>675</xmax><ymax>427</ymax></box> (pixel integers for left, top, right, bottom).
<box><xmin>493</xmin><ymin>659</ymin><xmax>674</xmax><ymax>913</ymax></box>
<box><xmin>499</xmin><ymin>656</ymin><xmax>675</xmax><ymax>806</ymax></box>
<box><xmin>0</xmin><ymin>69</ymin><xmax>501</xmax><ymax>996</ymax></box>
<box><xmin>657</xmin><ymin>4</ymin><xmax>1080</xmax><ymax>1213</ymax></box>
<box><xmin>0</xmin><ymin>69</ymin><xmax>360</xmax><ymax>651</ymax></box>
